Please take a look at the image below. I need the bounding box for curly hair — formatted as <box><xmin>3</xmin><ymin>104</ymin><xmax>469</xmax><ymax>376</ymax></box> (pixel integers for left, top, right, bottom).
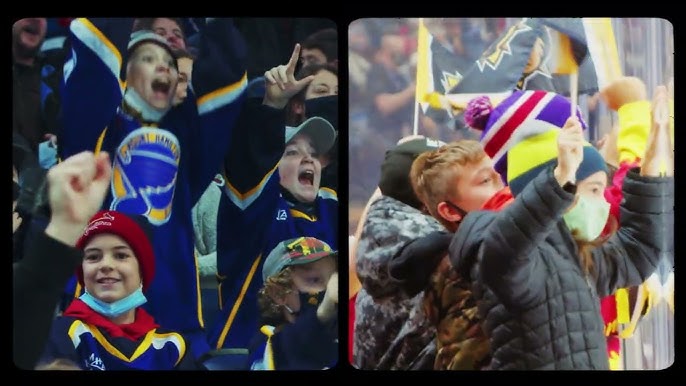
<box><xmin>258</xmin><ymin>267</ymin><xmax>295</xmax><ymax>326</ymax></box>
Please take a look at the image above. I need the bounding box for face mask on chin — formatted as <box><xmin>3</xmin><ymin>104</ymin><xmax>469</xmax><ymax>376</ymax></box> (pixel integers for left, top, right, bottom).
<box><xmin>123</xmin><ymin>87</ymin><xmax>170</xmax><ymax>123</ymax></box>
<box><xmin>79</xmin><ymin>285</ymin><xmax>148</xmax><ymax>318</ymax></box>
<box><xmin>481</xmin><ymin>186</ymin><xmax>514</xmax><ymax>211</ymax></box>
<box><xmin>562</xmin><ymin>195</ymin><xmax>611</xmax><ymax>241</ymax></box>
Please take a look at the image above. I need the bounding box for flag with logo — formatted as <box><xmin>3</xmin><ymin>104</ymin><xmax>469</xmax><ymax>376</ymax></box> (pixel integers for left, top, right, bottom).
<box><xmin>538</xmin><ymin>17</ymin><xmax>599</xmax><ymax>97</ymax></box>
<box><xmin>445</xmin><ymin>18</ymin><xmax>599</xmax><ymax>108</ymax></box>
<box><xmin>415</xmin><ymin>18</ymin><xmax>473</xmax><ymax>113</ymax></box>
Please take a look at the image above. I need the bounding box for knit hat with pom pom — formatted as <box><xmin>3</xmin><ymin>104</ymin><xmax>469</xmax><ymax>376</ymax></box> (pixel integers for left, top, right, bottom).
<box><xmin>464</xmin><ymin>90</ymin><xmax>607</xmax><ymax>196</ymax></box>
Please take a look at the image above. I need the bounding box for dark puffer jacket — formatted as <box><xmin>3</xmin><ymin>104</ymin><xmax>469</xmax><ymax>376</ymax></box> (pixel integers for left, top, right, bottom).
<box><xmin>449</xmin><ymin>167</ymin><xmax>673</xmax><ymax>370</ymax></box>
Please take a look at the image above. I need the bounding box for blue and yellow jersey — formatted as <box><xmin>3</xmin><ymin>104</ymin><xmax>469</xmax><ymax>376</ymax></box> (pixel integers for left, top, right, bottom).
<box><xmin>249</xmin><ymin>304</ymin><xmax>338</xmax><ymax>370</ymax></box>
<box><xmin>59</xmin><ymin>18</ymin><xmax>248</xmax><ymax>340</ymax></box>
<box><xmin>206</xmin><ymin>100</ymin><xmax>338</xmax><ymax>350</ymax></box>
<box><xmin>40</xmin><ymin>317</ymin><xmax>195</xmax><ymax>370</ymax></box>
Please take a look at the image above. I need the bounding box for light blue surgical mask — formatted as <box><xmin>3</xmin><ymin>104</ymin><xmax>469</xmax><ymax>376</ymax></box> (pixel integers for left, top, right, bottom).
<box><xmin>79</xmin><ymin>285</ymin><xmax>147</xmax><ymax>318</ymax></box>
<box><xmin>38</xmin><ymin>140</ymin><xmax>58</xmax><ymax>169</ymax></box>
<box><xmin>562</xmin><ymin>195</ymin><xmax>611</xmax><ymax>241</ymax></box>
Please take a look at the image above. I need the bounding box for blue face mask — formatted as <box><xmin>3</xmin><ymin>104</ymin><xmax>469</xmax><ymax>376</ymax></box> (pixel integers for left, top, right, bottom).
<box><xmin>38</xmin><ymin>139</ymin><xmax>58</xmax><ymax>169</ymax></box>
<box><xmin>79</xmin><ymin>285</ymin><xmax>147</xmax><ymax>318</ymax></box>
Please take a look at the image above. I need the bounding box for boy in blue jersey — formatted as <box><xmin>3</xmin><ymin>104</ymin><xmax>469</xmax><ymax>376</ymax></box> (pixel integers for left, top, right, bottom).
<box><xmin>206</xmin><ymin>44</ymin><xmax>338</xmax><ymax>352</ymax></box>
<box><xmin>250</xmin><ymin>237</ymin><xmax>338</xmax><ymax>370</ymax></box>
<box><xmin>39</xmin><ymin>209</ymin><xmax>199</xmax><ymax>370</ymax></box>
<box><xmin>58</xmin><ymin>18</ymin><xmax>247</xmax><ymax>359</ymax></box>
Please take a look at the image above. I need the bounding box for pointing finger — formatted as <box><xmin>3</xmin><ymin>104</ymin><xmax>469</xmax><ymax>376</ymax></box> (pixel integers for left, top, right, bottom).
<box><xmin>286</xmin><ymin>43</ymin><xmax>301</xmax><ymax>74</ymax></box>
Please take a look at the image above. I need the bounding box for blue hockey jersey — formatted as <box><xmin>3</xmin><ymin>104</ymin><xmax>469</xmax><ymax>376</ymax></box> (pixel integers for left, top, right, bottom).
<box><xmin>40</xmin><ymin>316</ymin><xmax>197</xmax><ymax>370</ymax></box>
<box><xmin>206</xmin><ymin>100</ymin><xmax>338</xmax><ymax>350</ymax></box>
<box><xmin>59</xmin><ymin>18</ymin><xmax>248</xmax><ymax>351</ymax></box>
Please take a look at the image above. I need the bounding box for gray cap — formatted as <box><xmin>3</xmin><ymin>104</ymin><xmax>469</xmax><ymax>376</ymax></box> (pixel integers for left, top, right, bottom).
<box><xmin>285</xmin><ymin>117</ymin><xmax>336</xmax><ymax>155</ymax></box>
<box><xmin>262</xmin><ymin>237</ymin><xmax>337</xmax><ymax>282</ymax></box>
<box><xmin>128</xmin><ymin>30</ymin><xmax>178</xmax><ymax>60</ymax></box>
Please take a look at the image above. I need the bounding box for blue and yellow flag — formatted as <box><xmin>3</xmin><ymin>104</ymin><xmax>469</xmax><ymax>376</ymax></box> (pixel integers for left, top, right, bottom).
<box><xmin>415</xmin><ymin>19</ymin><xmax>473</xmax><ymax>112</ymax></box>
<box><xmin>538</xmin><ymin>18</ymin><xmax>599</xmax><ymax>97</ymax></box>
<box><xmin>447</xmin><ymin>18</ymin><xmax>599</xmax><ymax>98</ymax></box>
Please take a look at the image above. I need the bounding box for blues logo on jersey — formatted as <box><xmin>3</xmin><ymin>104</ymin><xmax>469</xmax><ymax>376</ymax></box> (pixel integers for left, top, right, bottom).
<box><xmin>111</xmin><ymin>127</ymin><xmax>181</xmax><ymax>225</ymax></box>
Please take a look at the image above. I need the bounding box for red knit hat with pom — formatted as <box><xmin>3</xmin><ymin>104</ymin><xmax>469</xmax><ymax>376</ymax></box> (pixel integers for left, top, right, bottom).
<box><xmin>75</xmin><ymin>210</ymin><xmax>155</xmax><ymax>292</ymax></box>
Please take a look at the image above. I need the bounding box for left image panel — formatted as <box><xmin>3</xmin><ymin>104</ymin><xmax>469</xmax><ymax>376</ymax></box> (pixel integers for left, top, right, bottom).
<box><xmin>13</xmin><ymin>17</ymin><xmax>340</xmax><ymax>371</ymax></box>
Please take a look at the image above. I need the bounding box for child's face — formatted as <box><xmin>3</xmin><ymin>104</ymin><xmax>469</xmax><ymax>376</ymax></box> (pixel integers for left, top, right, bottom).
<box><xmin>304</xmin><ymin>69</ymin><xmax>337</xmax><ymax>100</ymax></box>
<box><xmin>82</xmin><ymin>234</ymin><xmax>142</xmax><ymax>303</ymax></box>
<box><xmin>127</xmin><ymin>43</ymin><xmax>178</xmax><ymax>111</ymax></box>
<box><xmin>291</xmin><ymin>255</ymin><xmax>337</xmax><ymax>295</ymax></box>
<box><xmin>172</xmin><ymin>56</ymin><xmax>193</xmax><ymax>106</ymax></box>
<box><xmin>277</xmin><ymin>256</ymin><xmax>336</xmax><ymax>322</ymax></box>
<box><xmin>278</xmin><ymin>135</ymin><xmax>322</xmax><ymax>203</ymax></box>
<box><xmin>452</xmin><ymin>156</ymin><xmax>504</xmax><ymax>212</ymax></box>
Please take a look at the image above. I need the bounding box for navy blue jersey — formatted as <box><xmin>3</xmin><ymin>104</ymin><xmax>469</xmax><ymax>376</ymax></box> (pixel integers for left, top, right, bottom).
<box><xmin>205</xmin><ymin>100</ymin><xmax>338</xmax><ymax>350</ymax></box>
<box><xmin>249</xmin><ymin>299</ymin><xmax>338</xmax><ymax>370</ymax></box>
<box><xmin>59</xmin><ymin>18</ymin><xmax>247</xmax><ymax>344</ymax></box>
<box><xmin>209</xmin><ymin>184</ymin><xmax>338</xmax><ymax>349</ymax></box>
<box><xmin>40</xmin><ymin>316</ymin><xmax>197</xmax><ymax>370</ymax></box>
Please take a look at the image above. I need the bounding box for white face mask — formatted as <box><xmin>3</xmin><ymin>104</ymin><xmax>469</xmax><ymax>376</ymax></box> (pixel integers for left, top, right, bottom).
<box><xmin>562</xmin><ymin>195</ymin><xmax>611</xmax><ymax>241</ymax></box>
<box><xmin>123</xmin><ymin>87</ymin><xmax>169</xmax><ymax>123</ymax></box>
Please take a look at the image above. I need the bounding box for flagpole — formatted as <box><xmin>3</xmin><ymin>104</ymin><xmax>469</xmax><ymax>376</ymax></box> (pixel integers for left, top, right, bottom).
<box><xmin>570</xmin><ymin>71</ymin><xmax>578</xmax><ymax>117</ymax></box>
<box><xmin>413</xmin><ymin>92</ymin><xmax>420</xmax><ymax>136</ymax></box>
<box><xmin>413</xmin><ymin>17</ymin><xmax>424</xmax><ymax>136</ymax></box>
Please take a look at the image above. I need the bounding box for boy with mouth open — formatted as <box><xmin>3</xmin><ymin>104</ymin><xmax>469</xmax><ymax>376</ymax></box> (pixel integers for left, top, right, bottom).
<box><xmin>206</xmin><ymin>44</ymin><xmax>338</xmax><ymax>355</ymax></box>
<box><xmin>58</xmin><ymin>18</ymin><xmax>248</xmax><ymax>359</ymax></box>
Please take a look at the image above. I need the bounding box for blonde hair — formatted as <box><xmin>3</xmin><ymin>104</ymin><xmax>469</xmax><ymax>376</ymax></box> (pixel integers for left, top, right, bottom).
<box><xmin>410</xmin><ymin>140</ymin><xmax>486</xmax><ymax>229</ymax></box>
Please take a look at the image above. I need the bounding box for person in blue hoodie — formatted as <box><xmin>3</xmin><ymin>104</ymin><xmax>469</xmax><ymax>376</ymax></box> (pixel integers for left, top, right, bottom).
<box><xmin>58</xmin><ymin>18</ymin><xmax>247</xmax><ymax>359</ymax></box>
<box><xmin>249</xmin><ymin>236</ymin><xmax>338</xmax><ymax>370</ymax></box>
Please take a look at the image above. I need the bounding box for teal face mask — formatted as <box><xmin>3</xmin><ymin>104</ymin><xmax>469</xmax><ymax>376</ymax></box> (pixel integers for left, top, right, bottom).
<box><xmin>562</xmin><ymin>195</ymin><xmax>611</xmax><ymax>241</ymax></box>
<box><xmin>79</xmin><ymin>285</ymin><xmax>147</xmax><ymax>318</ymax></box>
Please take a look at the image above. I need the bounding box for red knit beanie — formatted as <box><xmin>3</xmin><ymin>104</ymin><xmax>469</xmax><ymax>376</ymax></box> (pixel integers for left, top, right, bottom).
<box><xmin>75</xmin><ymin>210</ymin><xmax>155</xmax><ymax>292</ymax></box>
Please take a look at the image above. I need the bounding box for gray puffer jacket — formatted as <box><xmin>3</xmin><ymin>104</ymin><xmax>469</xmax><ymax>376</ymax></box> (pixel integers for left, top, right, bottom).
<box><xmin>353</xmin><ymin>195</ymin><xmax>444</xmax><ymax>370</ymax></box>
<box><xmin>449</xmin><ymin>167</ymin><xmax>673</xmax><ymax>370</ymax></box>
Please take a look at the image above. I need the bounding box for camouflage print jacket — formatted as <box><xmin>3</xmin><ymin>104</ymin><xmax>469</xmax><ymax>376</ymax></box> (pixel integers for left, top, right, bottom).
<box><xmin>424</xmin><ymin>254</ymin><xmax>490</xmax><ymax>370</ymax></box>
<box><xmin>389</xmin><ymin>231</ymin><xmax>491</xmax><ymax>370</ymax></box>
<box><xmin>352</xmin><ymin>195</ymin><xmax>443</xmax><ymax>370</ymax></box>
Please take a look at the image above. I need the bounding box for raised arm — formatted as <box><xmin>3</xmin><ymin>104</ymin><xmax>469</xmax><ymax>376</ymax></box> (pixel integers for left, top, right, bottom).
<box><xmin>59</xmin><ymin>18</ymin><xmax>133</xmax><ymax>159</ymax></box>
<box><xmin>477</xmin><ymin>117</ymin><xmax>583</xmax><ymax>310</ymax></box>
<box><xmin>183</xmin><ymin>18</ymin><xmax>249</xmax><ymax>204</ymax></box>
<box><xmin>223</xmin><ymin>44</ymin><xmax>314</xmax><ymax>209</ymax></box>
<box><xmin>14</xmin><ymin>151</ymin><xmax>112</xmax><ymax>369</ymax></box>
<box><xmin>593</xmin><ymin>86</ymin><xmax>674</xmax><ymax>297</ymax></box>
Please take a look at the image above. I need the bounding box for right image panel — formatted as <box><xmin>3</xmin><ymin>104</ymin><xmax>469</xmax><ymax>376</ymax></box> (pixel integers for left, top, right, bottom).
<box><xmin>348</xmin><ymin>17</ymin><xmax>674</xmax><ymax>371</ymax></box>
